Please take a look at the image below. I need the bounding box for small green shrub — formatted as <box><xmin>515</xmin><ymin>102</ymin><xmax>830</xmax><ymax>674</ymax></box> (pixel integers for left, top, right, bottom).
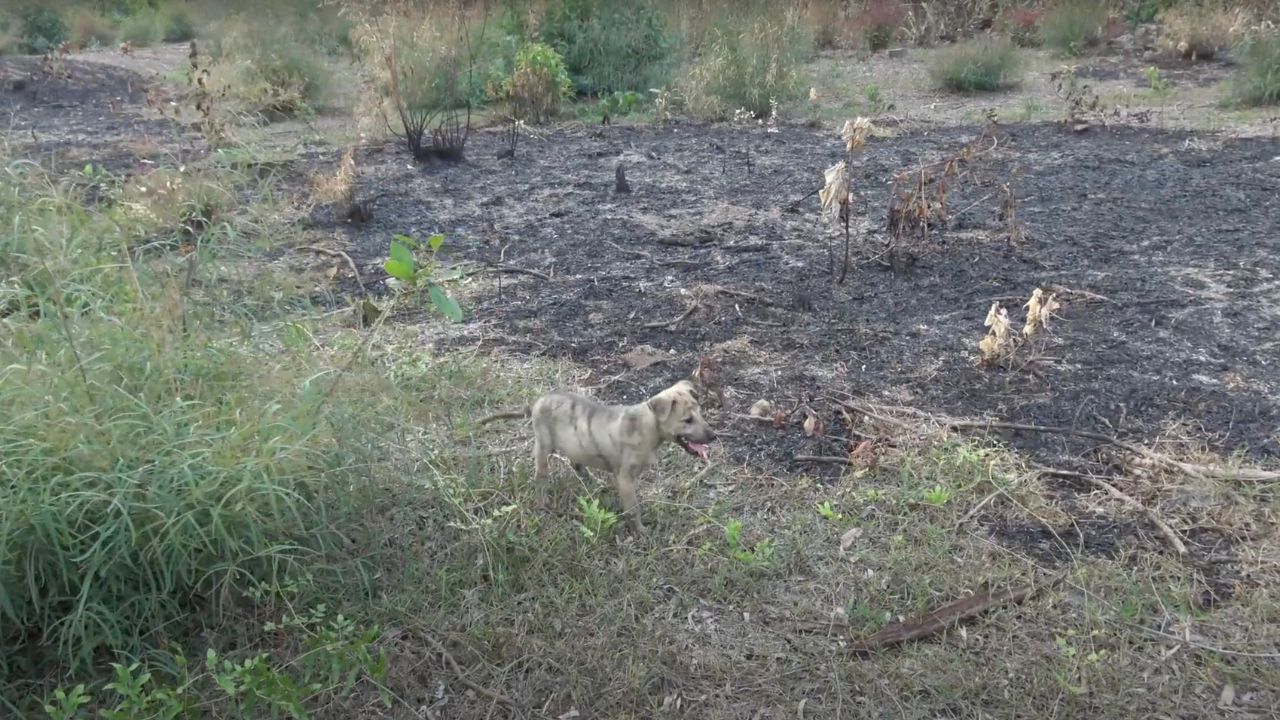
<box><xmin>1041</xmin><ymin>0</ymin><xmax>1108</xmax><ymax>57</ymax></box>
<box><xmin>929</xmin><ymin>37</ymin><xmax>1022</xmax><ymax>93</ymax></box>
<box><xmin>118</xmin><ymin>10</ymin><xmax>162</xmax><ymax>46</ymax></box>
<box><xmin>159</xmin><ymin>5</ymin><xmax>196</xmax><ymax>43</ymax></box>
<box><xmin>503</xmin><ymin>42</ymin><xmax>574</xmax><ymax>123</ymax></box>
<box><xmin>22</xmin><ymin>6</ymin><xmax>67</xmax><ymax>54</ymax></box>
<box><xmin>0</xmin><ymin>17</ymin><xmax>21</xmax><ymax>57</ymax></box>
<box><xmin>680</xmin><ymin>12</ymin><xmax>811</xmax><ymax>120</ymax></box>
<box><xmin>540</xmin><ymin>0</ymin><xmax>676</xmax><ymax>95</ymax></box>
<box><xmin>208</xmin><ymin>24</ymin><xmax>332</xmax><ymax>118</ymax></box>
<box><xmin>1229</xmin><ymin>33</ymin><xmax>1280</xmax><ymax>106</ymax></box>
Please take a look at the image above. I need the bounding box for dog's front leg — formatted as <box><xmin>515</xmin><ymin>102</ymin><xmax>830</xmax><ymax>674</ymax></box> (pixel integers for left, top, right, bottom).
<box><xmin>615</xmin><ymin>466</ymin><xmax>645</xmax><ymax>533</ymax></box>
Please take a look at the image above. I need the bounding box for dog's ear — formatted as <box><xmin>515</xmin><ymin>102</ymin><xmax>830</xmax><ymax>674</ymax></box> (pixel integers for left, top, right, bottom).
<box><xmin>648</xmin><ymin>394</ymin><xmax>674</xmax><ymax>421</ymax></box>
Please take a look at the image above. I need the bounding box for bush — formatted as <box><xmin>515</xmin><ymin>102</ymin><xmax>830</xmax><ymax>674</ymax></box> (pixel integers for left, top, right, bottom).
<box><xmin>1159</xmin><ymin>3</ymin><xmax>1236</xmax><ymax>60</ymax></box>
<box><xmin>1041</xmin><ymin>0</ymin><xmax>1108</xmax><ymax>56</ymax></box>
<box><xmin>997</xmin><ymin>6</ymin><xmax>1042</xmax><ymax>48</ymax></box>
<box><xmin>207</xmin><ymin>24</ymin><xmax>332</xmax><ymax>118</ymax></box>
<box><xmin>856</xmin><ymin>0</ymin><xmax>906</xmax><ymax>51</ymax></box>
<box><xmin>21</xmin><ymin>6</ymin><xmax>67</xmax><ymax>54</ymax></box>
<box><xmin>540</xmin><ymin>0</ymin><xmax>676</xmax><ymax>95</ymax></box>
<box><xmin>159</xmin><ymin>4</ymin><xmax>196</xmax><ymax>43</ymax></box>
<box><xmin>118</xmin><ymin>10</ymin><xmax>162</xmax><ymax>46</ymax></box>
<box><xmin>503</xmin><ymin>42</ymin><xmax>574</xmax><ymax>123</ymax></box>
<box><xmin>929</xmin><ymin>37</ymin><xmax>1022</xmax><ymax>93</ymax></box>
<box><xmin>1229</xmin><ymin>33</ymin><xmax>1280</xmax><ymax>106</ymax></box>
<box><xmin>0</xmin><ymin>162</ymin><xmax>377</xmax><ymax>679</ymax></box>
<box><xmin>0</xmin><ymin>17</ymin><xmax>20</xmax><ymax>56</ymax></box>
<box><xmin>68</xmin><ymin>8</ymin><xmax>117</xmax><ymax>49</ymax></box>
<box><xmin>680</xmin><ymin>12</ymin><xmax>811</xmax><ymax>120</ymax></box>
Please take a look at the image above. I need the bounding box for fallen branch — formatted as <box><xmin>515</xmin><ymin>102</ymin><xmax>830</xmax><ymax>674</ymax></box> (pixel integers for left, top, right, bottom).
<box><xmin>794</xmin><ymin>454</ymin><xmax>858</xmax><ymax>466</ymax></box>
<box><xmin>457</xmin><ymin>262</ymin><xmax>552</xmax><ymax>281</ymax></box>
<box><xmin>835</xmin><ymin>400</ymin><xmax>915</xmax><ymax>432</ymax></box>
<box><xmin>1036</xmin><ymin>466</ymin><xmax>1187</xmax><ymax>556</ymax></box>
<box><xmin>644</xmin><ymin>302</ymin><xmax>700</xmax><ymax>329</ymax></box>
<box><xmin>849</xmin><ymin>580</ymin><xmax>1044</xmax><ymax>655</ymax></box>
<box><xmin>298</xmin><ymin>244</ymin><xmax>364</xmax><ymax>290</ymax></box>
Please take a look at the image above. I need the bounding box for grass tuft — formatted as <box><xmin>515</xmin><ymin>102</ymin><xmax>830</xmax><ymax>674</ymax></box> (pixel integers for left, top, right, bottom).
<box><xmin>1229</xmin><ymin>32</ymin><xmax>1280</xmax><ymax>106</ymax></box>
<box><xmin>1041</xmin><ymin>0</ymin><xmax>1108</xmax><ymax>57</ymax></box>
<box><xmin>680</xmin><ymin>10</ymin><xmax>811</xmax><ymax>120</ymax></box>
<box><xmin>930</xmin><ymin>37</ymin><xmax>1022</xmax><ymax>93</ymax></box>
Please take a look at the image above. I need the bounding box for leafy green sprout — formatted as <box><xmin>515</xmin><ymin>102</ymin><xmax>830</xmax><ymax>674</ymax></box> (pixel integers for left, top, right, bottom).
<box><xmin>383</xmin><ymin>232</ymin><xmax>463</xmax><ymax>322</ymax></box>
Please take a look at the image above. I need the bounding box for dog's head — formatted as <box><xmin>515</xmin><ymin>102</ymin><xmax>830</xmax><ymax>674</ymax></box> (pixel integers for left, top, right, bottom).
<box><xmin>647</xmin><ymin>380</ymin><xmax>717</xmax><ymax>461</ymax></box>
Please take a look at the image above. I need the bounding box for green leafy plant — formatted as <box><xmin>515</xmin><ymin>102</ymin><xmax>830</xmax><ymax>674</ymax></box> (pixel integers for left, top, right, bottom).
<box><xmin>383</xmin><ymin>233</ymin><xmax>463</xmax><ymax>322</ymax></box>
<box><xmin>929</xmin><ymin>37</ymin><xmax>1022</xmax><ymax>94</ymax></box>
<box><xmin>816</xmin><ymin>500</ymin><xmax>844</xmax><ymax>521</ymax></box>
<box><xmin>921</xmin><ymin>484</ymin><xmax>953</xmax><ymax>506</ymax></box>
<box><xmin>724</xmin><ymin>519</ymin><xmax>777</xmax><ymax>567</ymax></box>
<box><xmin>601</xmin><ymin>89</ymin><xmax>642</xmax><ymax>117</ymax></box>
<box><xmin>41</xmin><ymin>685</ymin><xmax>91</xmax><ymax>720</ymax></box>
<box><xmin>576</xmin><ymin>495</ymin><xmax>620</xmax><ymax>542</ymax></box>
<box><xmin>1144</xmin><ymin>66</ymin><xmax>1172</xmax><ymax>97</ymax></box>
<box><xmin>503</xmin><ymin>41</ymin><xmax>574</xmax><ymax>123</ymax></box>
<box><xmin>22</xmin><ymin>6</ymin><xmax>67</xmax><ymax>54</ymax></box>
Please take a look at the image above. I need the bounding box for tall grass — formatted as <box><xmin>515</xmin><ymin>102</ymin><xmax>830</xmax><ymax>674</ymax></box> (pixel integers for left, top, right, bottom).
<box><xmin>680</xmin><ymin>8</ymin><xmax>812</xmax><ymax>120</ymax></box>
<box><xmin>0</xmin><ymin>158</ymin><xmax>382</xmax><ymax>681</ymax></box>
<box><xmin>540</xmin><ymin>0</ymin><xmax>678</xmax><ymax>95</ymax></box>
<box><xmin>1229</xmin><ymin>33</ymin><xmax>1280</xmax><ymax>106</ymax></box>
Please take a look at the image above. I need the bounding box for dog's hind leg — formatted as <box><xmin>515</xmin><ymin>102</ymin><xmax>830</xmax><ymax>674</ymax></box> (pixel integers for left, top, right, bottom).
<box><xmin>532</xmin><ymin>433</ymin><xmax>551</xmax><ymax>507</ymax></box>
<box><xmin>615</xmin><ymin>467</ymin><xmax>646</xmax><ymax>533</ymax></box>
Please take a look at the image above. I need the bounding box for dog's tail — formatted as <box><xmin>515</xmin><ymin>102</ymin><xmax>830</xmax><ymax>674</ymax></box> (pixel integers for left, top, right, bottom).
<box><xmin>474</xmin><ymin>407</ymin><xmax>531</xmax><ymax>427</ymax></box>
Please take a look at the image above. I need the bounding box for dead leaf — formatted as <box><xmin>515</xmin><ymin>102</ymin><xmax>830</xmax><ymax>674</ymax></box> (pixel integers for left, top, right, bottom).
<box><xmin>1218</xmin><ymin>683</ymin><xmax>1235</xmax><ymax>709</ymax></box>
<box><xmin>325</xmin><ymin>265</ymin><xmax>340</xmax><ymax>280</ymax></box>
<box><xmin>840</xmin><ymin>117</ymin><xmax>873</xmax><ymax>153</ymax></box>
<box><xmin>839</xmin><ymin>526</ymin><xmax>864</xmax><ymax>551</ymax></box>
<box><xmin>771</xmin><ymin>411</ymin><xmax>789</xmax><ymax>429</ymax></box>
<box><xmin>819</xmin><ymin>161</ymin><xmax>850</xmax><ymax>223</ymax></box>
<box><xmin>803</xmin><ymin>411</ymin><xmax>824</xmax><ymax>437</ymax></box>
<box><xmin>620</xmin><ymin>344</ymin><xmax>669</xmax><ymax>370</ymax></box>
<box><xmin>749</xmin><ymin>399</ymin><xmax>774</xmax><ymax>418</ymax></box>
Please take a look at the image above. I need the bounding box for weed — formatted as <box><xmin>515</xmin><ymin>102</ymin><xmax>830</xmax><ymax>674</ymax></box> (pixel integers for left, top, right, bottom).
<box><xmin>929</xmin><ymin>37</ymin><xmax>1022</xmax><ymax>93</ymax></box>
<box><xmin>21</xmin><ymin>6</ymin><xmax>67</xmax><ymax>54</ymax></box>
<box><xmin>1126</xmin><ymin>0</ymin><xmax>1177</xmax><ymax>24</ymax></box>
<box><xmin>921</xmin><ymin>484</ymin><xmax>953</xmax><ymax>506</ymax></box>
<box><xmin>680</xmin><ymin>11</ymin><xmax>810</xmax><ymax>120</ymax></box>
<box><xmin>159</xmin><ymin>4</ymin><xmax>197</xmax><ymax>43</ymax></box>
<box><xmin>1041</xmin><ymin>0</ymin><xmax>1108</xmax><ymax>57</ymax></box>
<box><xmin>1229</xmin><ymin>33</ymin><xmax>1280</xmax><ymax>106</ymax></box>
<box><xmin>383</xmin><ymin>233</ymin><xmax>463</xmax><ymax>322</ymax></box>
<box><xmin>600</xmin><ymin>89</ymin><xmax>642</xmax><ymax>117</ymax></box>
<box><xmin>1145</xmin><ymin>65</ymin><xmax>1173</xmax><ymax>97</ymax></box>
<box><xmin>577</xmin><ymin>495</ymin><xmax>620</xmax><ymax>542</ymax></box>
<box><xmin>816</xmin><ymin>500</ymin><xmax>844</xmax><ymax>521</ymax></box>
<box><xmin>503</xmin><ymin>41</ymin><xmax>574</xmax><ymax>123</ymax></box>
<box><xmin>540</xmin><ymin>0</ymin><xmax>676</xmax><ymax>95</ymax></box>
<box><xmin>723</xmin><ymin>519</ymin><xmax>777</xmax><ymax>568</ymax></box>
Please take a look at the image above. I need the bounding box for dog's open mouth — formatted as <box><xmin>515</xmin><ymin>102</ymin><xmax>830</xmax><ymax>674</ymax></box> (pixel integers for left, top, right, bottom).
<box><xmin>676</xmin><ymin>436</ymin><xmax>711</xmax><ymax>461</ymax></box>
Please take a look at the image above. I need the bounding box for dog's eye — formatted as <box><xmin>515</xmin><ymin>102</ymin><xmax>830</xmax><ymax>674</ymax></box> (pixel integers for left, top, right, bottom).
<box><xmin>682</xmin><ymin>416</ymin><xmax>694</xmax><ymax>424</ymax></box>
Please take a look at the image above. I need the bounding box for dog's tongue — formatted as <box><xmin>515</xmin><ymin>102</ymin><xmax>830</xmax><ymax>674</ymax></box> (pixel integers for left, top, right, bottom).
<box><xmin>689</xmin><ymin>442</ymin><xmax>710</xmax><ymax>461</ymax></box>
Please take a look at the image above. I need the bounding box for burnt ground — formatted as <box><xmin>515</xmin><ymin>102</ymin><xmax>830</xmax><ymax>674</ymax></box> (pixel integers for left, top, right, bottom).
<box><xmin>318</xmin><ymin>120</ymin><xmax>1280</xmax><ymax>484</ymax></box>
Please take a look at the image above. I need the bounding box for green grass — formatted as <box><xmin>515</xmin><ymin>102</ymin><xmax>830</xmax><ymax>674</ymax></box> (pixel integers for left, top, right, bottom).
<box><xmin>1041</xmin><ymin>0</ymin><xmax>1108</xmax><ymax>57</ymax></box>
<box><xmin>679</xmin><ymin>11</ymin><xmax>812</xmax><ymax>120</ymax></box>
<box><xmin>929</xmin><ymin>37</ymin><xmax>1022</xmax><ymax>93</ymax></box>
<box><xmin>1229</xmin><ymin>33</ymin><xmax>1280</xmax><ymax>107</ymax></box>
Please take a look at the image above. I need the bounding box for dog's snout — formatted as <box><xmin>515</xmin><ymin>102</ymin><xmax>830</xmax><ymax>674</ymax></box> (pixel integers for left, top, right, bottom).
<box><xmin>705</xmin><ymin>429</ymin><xmax>717</xmax><ymax>443</ymax></box>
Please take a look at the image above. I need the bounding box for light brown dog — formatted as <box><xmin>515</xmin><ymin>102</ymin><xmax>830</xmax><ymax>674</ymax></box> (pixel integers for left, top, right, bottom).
<box><xmin>477</xmin><ymin>380</ymin><xmax>716</xmax><ymax>532</ymax></box>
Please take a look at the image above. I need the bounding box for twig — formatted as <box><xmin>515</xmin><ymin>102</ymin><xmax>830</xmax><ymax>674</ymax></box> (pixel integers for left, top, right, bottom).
<box><xmin>1045</xmin><ymin>284</ymin><xmax>1113</xmax><ymax>304</ymax></box>
<box><xmin>848</xmin><ymin>579</ymin><xmax>1046</xmax><ymax>655</ymax></box>
<box><xmin>298</xmin><ymin>244</ymin><xmax>364</xmax><ymax>290</ymax></box>
<box><xmin>785</xmin><ymin>185</ymin><xmax>821</xmax><ymax>212</ymax></box>
<box><xmin>834</xmin><ymin>400</ymin><xmax>915</xmax><ymax>431</ymax></box>
<box><xmin>420</xmin><ymin>632</ymin><xmax>515</xmax><ymax>707</ymax></box>
<box><xmin>794</xmin><ymin>454</ymin><xmax>856</xmax><ymax>466</ymax></box>
<box><xmin>456</xmin><ymin>262</ymin><xmax>552</xmax><ymax>281</ymax></box>
<box><xmin>474</xmin><ymin>408</ymin><xmax>529</xmax><ymax>427</ymax></box>
<box><xmin>1036</xmin><ymin>466</ymin><xmax>1187</xmax><ymax>556</ymax></box>
<box><xmin>605</xmin><ymin>239</ymin><xmax>651</xmax><ymax>260</ymax></box>
<box><xmin>644</xmin><ymin>302</ymin><xmax>700</xmax><ymax>329</ymax></box>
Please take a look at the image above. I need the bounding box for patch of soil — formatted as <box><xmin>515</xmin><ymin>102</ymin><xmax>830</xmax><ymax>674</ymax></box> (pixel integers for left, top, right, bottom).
<box><xmin>321</xmin><ymin>121</ymin><xmax>1279</xmax><ymax>483</ymax></box>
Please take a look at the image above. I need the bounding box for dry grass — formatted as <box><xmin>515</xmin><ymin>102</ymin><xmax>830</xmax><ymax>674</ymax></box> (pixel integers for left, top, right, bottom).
<box><xmin>1159</xmin><ymin>2</ymin><xmax>1239</xmax><ymax>60</ymax></box>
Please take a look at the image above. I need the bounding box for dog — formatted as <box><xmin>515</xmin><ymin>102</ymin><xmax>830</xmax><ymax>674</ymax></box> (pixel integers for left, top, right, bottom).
<box><xmin>476</xmin><ymin>380</ymin><xmax>716</xmax><ymax>532</ymax></box>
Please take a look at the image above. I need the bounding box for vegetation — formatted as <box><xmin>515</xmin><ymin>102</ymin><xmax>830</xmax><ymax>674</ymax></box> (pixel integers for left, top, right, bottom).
<box><xmin>1041</xmin><ymin>0</ymin><xmax>1109</xmax><ymax>56</ymax></box>
<box><xmin>929</xmin><ymin>37</ymin><xmax>1022</xmax><ymax>93</ymax></box>
<box><xmin>5</xmin><ymin>1</ymin><xmax>1280</xmax><ymax>717</ymax></box>
<box><xmin>1229</xmin><ymin>32</ymin><xmax>1280</xmax><ymax>106</ymax></box>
